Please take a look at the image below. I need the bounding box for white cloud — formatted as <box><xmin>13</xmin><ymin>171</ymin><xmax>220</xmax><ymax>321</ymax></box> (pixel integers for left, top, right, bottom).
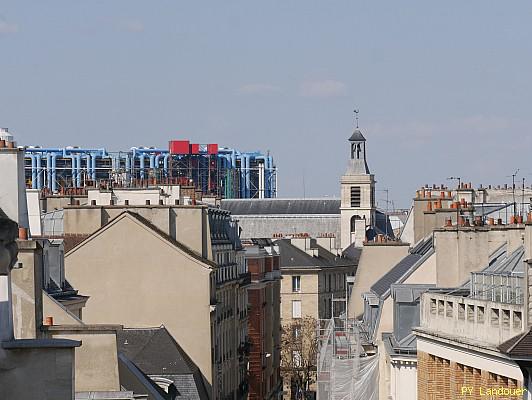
<box><xmin>299</xmin><ymin>80</ymin><xmax>347</xmax><ymax>98</ymax></box>
<box><xmin>0</xmin><ymin>21</ymin><xmax>19</xmax><ymax>34</ymax></box>
<box><xmin>237</xmin><ymin>83</ymin><xmax>281</xmax><ymax>95</ymax></box>
<box><xmin>117</xmin><ymin>19</ymin><xmax>144</xmax><ymax>33</ymax></box>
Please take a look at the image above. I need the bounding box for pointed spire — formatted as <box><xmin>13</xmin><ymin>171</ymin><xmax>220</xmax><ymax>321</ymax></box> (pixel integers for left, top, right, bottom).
<box><xmin>349</xmin><ymin>108</ymin><xmax>366</xmax><ymax>142</ymax></box>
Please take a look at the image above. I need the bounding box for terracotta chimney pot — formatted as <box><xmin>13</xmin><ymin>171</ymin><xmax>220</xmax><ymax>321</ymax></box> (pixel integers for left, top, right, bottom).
<box><xmin>18</xmin><ymin>227</ymin><xmax>28</xmax><ymax>240</ymax></box>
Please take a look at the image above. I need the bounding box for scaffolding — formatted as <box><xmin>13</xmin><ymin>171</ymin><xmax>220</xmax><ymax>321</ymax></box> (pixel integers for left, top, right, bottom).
<box><xmin>317</xmin><ymin>317</ymin><xmax>379</xmax><ymax>400</ymax></box>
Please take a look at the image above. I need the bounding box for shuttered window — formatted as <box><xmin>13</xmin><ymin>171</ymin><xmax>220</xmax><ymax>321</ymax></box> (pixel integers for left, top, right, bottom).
<box><xmin>351</xmin><ymin>186</ymin><xmax>361</xmax><ymax>207</ymax></box>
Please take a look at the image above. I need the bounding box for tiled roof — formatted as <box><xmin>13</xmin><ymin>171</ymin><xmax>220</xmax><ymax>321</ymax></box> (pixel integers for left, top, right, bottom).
<box><xmin>499</xmin><ymin>329</ymin><xmax>532</xmax><ymax>358</ymax></box>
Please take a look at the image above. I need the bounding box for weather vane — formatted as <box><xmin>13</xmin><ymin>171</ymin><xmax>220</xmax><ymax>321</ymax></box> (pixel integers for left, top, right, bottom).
<box><xmin>354</xmin><ymin>109</ymin><xmax>359</xmax><ymax>128</ymax></box>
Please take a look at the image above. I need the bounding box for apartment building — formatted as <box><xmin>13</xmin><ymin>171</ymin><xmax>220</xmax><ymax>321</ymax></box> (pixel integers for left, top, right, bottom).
<box><xmin>413</xmin><ymin>222</ymin><xmax>532</xmax><ymax>399</ymax></box>
<box><xmin>277</xmin><ymin>238</ymin><xmax>356</xmax><ymax>324</ymax></box>
<box><xmin>62</xmin><ymin>200</ymin><xmax>249</xmax><ymax>399</ymax></box>
<box><xmin>243</xmin><ymin>238</ymin><xmax>282</xmax><ymax>399</ymax></box>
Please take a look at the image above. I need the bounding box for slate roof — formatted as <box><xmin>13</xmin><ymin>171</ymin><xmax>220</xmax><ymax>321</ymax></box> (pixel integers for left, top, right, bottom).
<box><xmin>370</xmin><ymin>236</ymin><xmax>434</xmax><ymax>298</ymax></box>
<box><xmin>349</xmin><ymin>129</ymin><xmax>366</xmax><ymax>142</ymax></box>
<box><xmin>220</xmin><ymin>198</ymin><xmax>341</xmax><ymax>216</ymax></box>
<box><xmin>117</xmin><ymin>327</ymin><xmax>210</xmax><ymax>400</ymax></box>
<box><xmin>275</xmin><ymin>239</ymin><xmax>355</xmax><ymax>269</ymax></box>
<box><xmin>118</xmin><ymin>353</ymin><xmax>169</xmax><ymax>400</ymax></box>
<box><xmin>499</xmin><ymin>329</ymin><xmax>532</xmax><ymax>359</ymax></box>
<box><xmin>342</xmin><ymin>242</ymin><xmax>362</xmax><ymax>263</ymax></box>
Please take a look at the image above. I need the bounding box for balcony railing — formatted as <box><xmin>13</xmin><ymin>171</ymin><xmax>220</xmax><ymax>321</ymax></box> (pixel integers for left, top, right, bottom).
<box><xmin>419</xmin><ymin>292</ymin><xmax>524</xmax><ymax>347</ymax></box>
<box><xmin>470</xmin><ymin>272</ymin><xmax>524</xmax><ymax>305</ymax></box>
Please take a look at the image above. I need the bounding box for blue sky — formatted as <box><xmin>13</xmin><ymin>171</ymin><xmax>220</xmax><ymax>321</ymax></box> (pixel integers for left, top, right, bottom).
<box><xmin>1</xmin><ymin>1</ymin><xmax>532</xmax><ymax>207</ymax></box>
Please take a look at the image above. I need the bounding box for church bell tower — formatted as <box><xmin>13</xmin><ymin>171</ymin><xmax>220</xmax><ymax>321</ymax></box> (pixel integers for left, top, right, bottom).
<box><xmin>340</xmin><ymin>117</ymin><xmax>376</xmax><ymax>248</ymax></box>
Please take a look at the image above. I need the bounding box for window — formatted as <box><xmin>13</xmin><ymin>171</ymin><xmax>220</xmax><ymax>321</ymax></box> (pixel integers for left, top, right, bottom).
<box><xmin>350</xmin><ymin>186</ymin><xmax>361</xmax><ymax>208</ymax></box>
<box><xmin>292</xmin><ymin>325</ymin><xmax>301</xmax><ymax>339</ymax></box>
<box><xmin>292</xmin><ymin>300</ymin><xmax>302</xmax><ymax>318</ymax></box>
<box><xmin>292</xmin><ymin>276</ymin><xmax>301</xmax><ymax>293</ymax></box>
<box><xmin>293</xmin><ymin>351</ymin><xmax>302</xmax><ymax>367</ymax></box>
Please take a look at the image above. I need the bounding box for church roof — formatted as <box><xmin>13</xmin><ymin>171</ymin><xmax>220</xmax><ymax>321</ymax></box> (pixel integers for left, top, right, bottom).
<box><xmin>349</xmin><ymin>129</ymin><xmax>366</xmax><ymax>142</ymax></box>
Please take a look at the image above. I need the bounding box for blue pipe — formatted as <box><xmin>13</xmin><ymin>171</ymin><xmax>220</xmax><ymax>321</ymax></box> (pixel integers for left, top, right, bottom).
<box><xmin>25</xmin><ymin>148</ymin><xmax>107</xmax><ymax>156</ymax></box>
<box><xmin>46</xmin><ymin>154</ymin><xmax>52</xmax><ymax>190</ymax></box>
<box><xmin>75</xmin><ymin>154</ymin><xmax>81</xmax><ymax>187</ymax></box>
<box><xmin>246</xmin><ymin>155</ymin><xmax>251</xmax><ymax>198</ymax></box>
<box><xmin>238</xmin><ymin>155</ymin><xmax>245</xmax><ymax>198</ymax></box>
<box><xmin>51</xmin><ymin>154</ymin><xmax>57</xmax><ymax>193</ymax></box>
<box><xmin>149</xmin><ymin>154</ymin><xmax>156</xmax><ymax>170</ymax></box>
<box><xmin>91</xmin><ymin>154</ymin><xmax>97</xmax><ymax>180</ymax></box>
<box><xmin>268</xmin><ymin>156</ymin><xmax>274</xmax><ymax>197</ymax></box>
<box><xmin>68</xmin><ymin>155</ymin><xmax>77</xmax><ymax>188</ymax></box>
<box><xmin>139</xmin><ymin>154</ymin><xmax>146</xmax><ymax>179</ymax></box>
<box><xmin>125</xmin><ymin>154</ymin><xmax>131</xmax><ymax>183</ymax></box>
<box><xmin>85</xmin><ymin>154</ymin><xmax>91</xmax><ymax>183</ymax></box>
<box><xmin>130</xmin><ymin>147</ymin><xmax>168</xmax><ymax>154</ymax></box>
<box><xmin>154</xmin><ymin>154</ymin><xmax>163</xmax><ymax>169</ymax></box>
<box><xmin>231</xmin><ymin>150</ymin><xmax>236</xmax><ymax>169</ymax></box>
<box><xmin>163</xmin><ymin>154</ymin><xmax>170</xmax><ymax>177</ymax></box>
<box><xmin>35</xmin><ymin>154</ymin><xmax>42</xmax><ymax>190</ymax></box>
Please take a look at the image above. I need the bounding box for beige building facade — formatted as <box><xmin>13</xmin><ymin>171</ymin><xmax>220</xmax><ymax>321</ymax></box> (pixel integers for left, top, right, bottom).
<box><xmin>63</xmin><ymin>203</ymin><xmax>249</xmax><ymax>399</ymax></box>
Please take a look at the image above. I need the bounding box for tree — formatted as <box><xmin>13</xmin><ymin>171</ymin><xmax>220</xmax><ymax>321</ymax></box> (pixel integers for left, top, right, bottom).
<box><xmin>281</xmin><ymin>317</ymin><xmax>319</xmax><ymax>399</ymax></box>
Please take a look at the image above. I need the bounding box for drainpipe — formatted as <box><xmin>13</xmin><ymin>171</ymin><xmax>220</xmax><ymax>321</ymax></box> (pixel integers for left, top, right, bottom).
<box><xmin>163</xmin><ymin>154</ymin><xmax>170</xmax><ymax>177</ymax></box>
<box><xmin>29</xmin><ymin>154</ymin><xmax>37</xmax><ymax>189</ymax></box>
<box><xmin>75</xmin><ymin>154</ymin><xmax>82</xmax><ymax>187</ymax></box>
<box><xmin>35</xmin><ymin>153</ymin><xmax>42</xmax><ymax>190</ymax></box>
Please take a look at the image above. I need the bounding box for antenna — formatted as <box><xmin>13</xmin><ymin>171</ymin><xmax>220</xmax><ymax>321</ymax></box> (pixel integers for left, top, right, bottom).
<box><xmin>447</xmin><ymin>176</ymin><xmax>461</xmax><ymax>189</ymax></box>
<box><xmin>506</xmin><ymin>169</ymin><xmax>520</xmax><ymax>217</ymax></box>
<box><xmin>353</xmin><ymin>109</ymin><xmax>359</xmax><ymax>129</ymax></box>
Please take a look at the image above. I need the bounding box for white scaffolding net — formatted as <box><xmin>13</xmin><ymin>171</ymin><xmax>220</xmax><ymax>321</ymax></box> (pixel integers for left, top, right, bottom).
<box><xmin>317</xmin><ymin>318</ymin><xmax>379</xmax><ymax>400</ymax></box>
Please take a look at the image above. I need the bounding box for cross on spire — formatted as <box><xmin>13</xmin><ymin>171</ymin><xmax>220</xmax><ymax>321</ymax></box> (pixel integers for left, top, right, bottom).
<box><xmin>354</xmin><ymin>109</ymin><xmax>359</xmax><ymax>129</ymax></box>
